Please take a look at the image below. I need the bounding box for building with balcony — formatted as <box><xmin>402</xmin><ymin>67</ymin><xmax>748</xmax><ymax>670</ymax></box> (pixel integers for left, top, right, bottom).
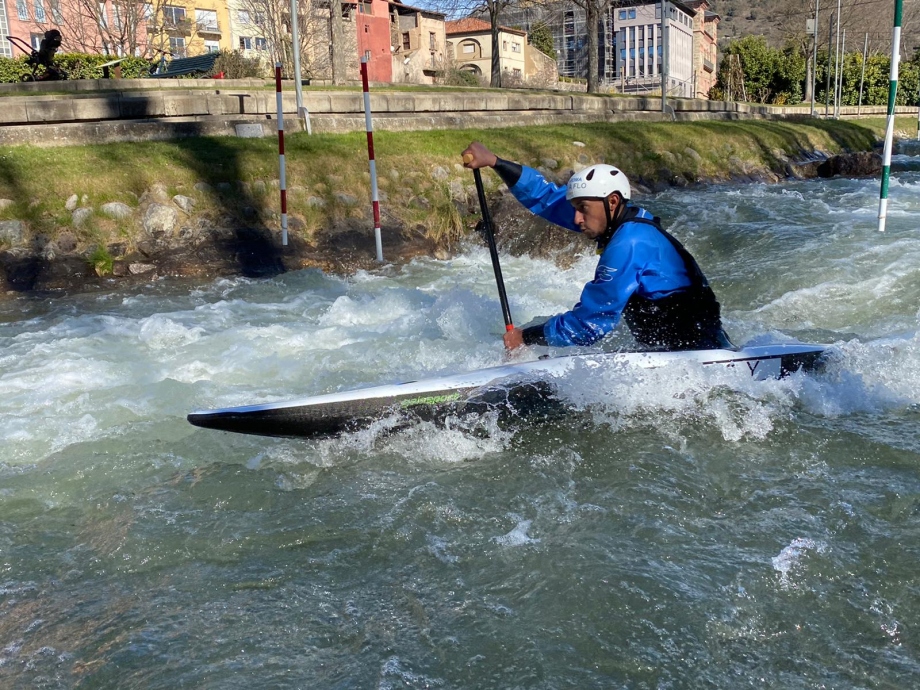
<box><xmin>445</xmin><ymin>17</ymin><xmax>556</xmax><ymax>88</ymax></box>
<box><xmin>389</xmin><ymin>0</ymin><xmax>446</xmax><ymax>84</ymax></box>
<box><xmin>683</xmin><ymin>0</ymin><xmax>719</xmax><ymax>98</ymax></box>
<box><xmin>148</xmin><ymin>1</ymin><xmax>232</xmax><ymax>57</ymax></box>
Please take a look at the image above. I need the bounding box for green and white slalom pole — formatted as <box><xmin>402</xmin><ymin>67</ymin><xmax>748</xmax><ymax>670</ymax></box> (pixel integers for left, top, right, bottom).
<box><xmin>878</xmin><ymin>0</ymin><xmax>904</xmax><ymax>232</ymax></box>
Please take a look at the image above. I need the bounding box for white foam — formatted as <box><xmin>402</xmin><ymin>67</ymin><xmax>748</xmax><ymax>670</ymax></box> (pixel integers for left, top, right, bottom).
<box><xmin>772</xmin><ymin>537</ymin><xmax>828</xmax><ymax>586</ymax></box>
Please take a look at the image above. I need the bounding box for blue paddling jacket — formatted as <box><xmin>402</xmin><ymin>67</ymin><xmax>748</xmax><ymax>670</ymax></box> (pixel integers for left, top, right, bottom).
<box><xmin>494</xmin><ymin>161</ymin><xmax>729</xmax><ymax>350</ymax></box>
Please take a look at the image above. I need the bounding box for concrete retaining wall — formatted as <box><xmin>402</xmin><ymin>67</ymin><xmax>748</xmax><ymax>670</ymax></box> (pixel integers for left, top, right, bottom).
<box><xmin>0</xmin><ymin>79</ymin><xmax>908</xmax><ymax>147</ymax></box>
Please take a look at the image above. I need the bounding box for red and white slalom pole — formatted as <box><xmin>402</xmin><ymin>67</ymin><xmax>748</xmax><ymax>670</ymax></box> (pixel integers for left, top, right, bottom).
<box><xmin>275</xmin><ymin>62</ymin><xmax>288</xmax><ymax>246</ymax></box>
<box><xmin>361</xmin><ymin>56</ymin><xmax>383</xmax><ymax>262</ymax></box>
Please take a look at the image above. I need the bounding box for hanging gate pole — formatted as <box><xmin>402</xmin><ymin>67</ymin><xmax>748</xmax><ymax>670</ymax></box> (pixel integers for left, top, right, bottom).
<box><xmin>878</xmin><ymin>0</ymin><xmax>904</xmax><ymax>232</ymax></box>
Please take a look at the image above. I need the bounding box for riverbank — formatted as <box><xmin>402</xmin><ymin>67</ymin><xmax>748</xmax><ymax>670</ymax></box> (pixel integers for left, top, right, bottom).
<box><xmin>0</xmin><ymin>117</ymin><xmax>901</xmax><ymax>296</ymax></box>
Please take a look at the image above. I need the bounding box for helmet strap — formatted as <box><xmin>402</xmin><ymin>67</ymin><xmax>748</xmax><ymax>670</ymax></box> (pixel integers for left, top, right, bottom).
<box><xmin>596</xmin><ymin>194</ymin><xmax>627</xmax><ymax>253</ymax></box>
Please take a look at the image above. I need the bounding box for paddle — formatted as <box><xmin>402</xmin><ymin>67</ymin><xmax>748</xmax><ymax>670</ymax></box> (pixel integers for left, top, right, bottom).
<box><xmin>464</xmin><ymin>154</ymin><xmax>515</xmax><ymax>332</ymax></box>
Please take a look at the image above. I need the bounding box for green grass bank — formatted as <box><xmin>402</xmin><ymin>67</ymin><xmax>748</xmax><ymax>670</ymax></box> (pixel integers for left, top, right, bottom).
<box><xmin>0</xmin><ymin>116</ymin><xmax>901</xmax><ymax>288</ymax></box>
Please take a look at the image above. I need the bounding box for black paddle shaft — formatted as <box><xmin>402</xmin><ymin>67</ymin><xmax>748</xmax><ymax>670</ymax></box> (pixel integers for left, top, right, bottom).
<box><xmin>472</xmin><ymin>168</ymin><xmax>514</xmax><ymax>331</ymax></box>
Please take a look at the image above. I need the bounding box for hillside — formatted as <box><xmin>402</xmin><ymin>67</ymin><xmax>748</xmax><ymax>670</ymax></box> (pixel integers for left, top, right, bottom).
<box><xmin>711</xmin><ymin>0</ymin><xmax>920</xmax><ymax>56</ymax></box>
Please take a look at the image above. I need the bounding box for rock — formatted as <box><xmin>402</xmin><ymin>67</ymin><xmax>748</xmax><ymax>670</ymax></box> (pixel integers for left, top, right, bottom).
<box><xmin>389</xmin><ymin>169</ymin><xmax>400</xmax><ymax>180</ymax></box>
<box><xmin>128</xmin><ymin>262</ymin><xmax>156</xmax><ymax>275</ymax></box>
<box><xmin>684</xmin><ymin>147</ymin><xmax>702</xmax><ymax>162</ymax></box>
<box><xmin>194</xmin><ymin>182</ymin><xmax>213</xmax><ymax>193</ymax></box>
<box><xmin>172</xmin><ymin>195</ymin><xmax>195</xmax><ymax>214</ymax></box>
<box><xmin>57</xmin><ymin>232</ymin><xmax>77</xmax><ymax>252</ymax></box>
<box><xmin>430</xmin><ymin>165</ymin><xmax>449</xmax><ymax>181</ymax></box>
<box><xmin>542</xmin><ymin>158</ymin><xmax>558</xmax><ymax>169</ymax></box>
<box><xmin>335</xmin><ymin>193</ymin><xmax>357</xmax><ymax>206</ymax></box>
<box><xmin>572</xmin><ymin>141</ymin><xmax>586</xmax><ymax>147</ymax></box>
<box><xmin>307</xmin><ymin>196</ymin><xmax>326</xmax><ymax>208</ymax></box>
<box><xmin>65</xmin><ymin>194</ymin><xmax>78</xmax><ymax>211</ymax></box>
<box><xmin>252</xmin><ymin>180</ymin><xmax>267</xmax><ymax>194</ymax></box>
<box><xmin>143</xmin><ymin>203</ymin><xmax>178</xmax><ymax>236</ymax></box>
<box><xmin>0</xmin><ymin>220</ymin><xmax>25</xmax><ymax>245</ymax></box>
<box><xmin>449</xmin><ymin>179</ymin><xmax>466</xmax><ymax>201</ymax></box>
<box><xmin>80</xmin><ymin>194</ymin><xmax>89</xmax><ymax>205</ymax></box>
<box><xmin>41</xmin><ymin>242</ymin><xmax>58</xmax><ymax>261</ymax></box>
<box><xmin>409</xmin><ymin>196</ymin><xmax>430</xmax><ymax>210</ymax></box>
<box><xmin>0</xmin><ymin>199</ymin><xmax>13</xmax><ymax>211</ymax></box>
<box><xmin>148</xmin><ymin>184</ymin><xmax>169</xmax><ymax>202</ymax></box>
<box><xmin>576</xmin><ymin>153</ymin><xmax>590</xmax><ymax>164</ymax></box>
<box><xmin>100</xmin><ymin>202</ymin><xmax>133</xmax><ymax>220</ymax></box>
<box><xmin>72</xmin><ymin>207</ymin><xmax>93</xmax><ymax>228</ymax></box>
<box><xmin>817</xmin><ymin>151</ymin><xmax>882</xmax><ymax>178</ymax></box>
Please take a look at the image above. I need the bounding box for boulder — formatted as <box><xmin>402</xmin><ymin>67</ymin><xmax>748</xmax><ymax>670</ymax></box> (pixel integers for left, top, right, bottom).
<box><xmin>0</xmin><ymin>220</ymin><xmax>25</xmax><ymax>245</ymax></box>
<box><xmin>817</xmin><ymin>151</ymin><xmax>882</xmax><ymax>178</ymax></box>
<box><xmin>100</xmin><ymin>202</ymin><xmax>133</xmax><ymax>220</ymax></box>
<box><xmin>143</xmin><ymin>203</ymin><xmax>178</xmax><ymax>236</ymax></box>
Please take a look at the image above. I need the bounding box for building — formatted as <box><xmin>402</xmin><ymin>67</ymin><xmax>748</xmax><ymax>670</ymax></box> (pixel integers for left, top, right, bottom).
<box><xmin>389</xmin><ymin>0</ymin><xmax>447</xmax><ymax>84</ymax></box>
<box><xmin>148</xmin><ymin>1</ymin><xmax>234</xmax><ymax>57</ymax></box>
<box><xmin>501</xmin><ymin>0</ymin><xmax>714</xmax><ymax>98</ymax></box>
<box><xmin>445</xmin><ymin>17</ymin><xmax>526</xmax><ymax>85</ymax></box>
<box><xmin>613</xmin><ymin>0</ymin><xmax>695</xmax><ymax>98</ymax></box>
<box><xmin>683</xmin><ymin>0</ymin><xmax>719</xmax><ymax>98</ymax></box>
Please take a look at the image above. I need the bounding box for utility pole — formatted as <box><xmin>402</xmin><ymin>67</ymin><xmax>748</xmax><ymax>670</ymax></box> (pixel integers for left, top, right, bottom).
<box><xmin>836</xmin><ymin>29</ymin><xmax>846</xmax><ymax>118</ymax></box>
<box><xmin>858</xmin><ymin>33</ymin><xmax>868</xmax><ymax>115</ymax></box>
<box><xmin>660</xmin><ymin>0</ymin><xmax>669</xmax><ymax>113</ymax></box>
<box><xmin>810</xmin><ymin>0</ymin><xmax>819</xmax><ymax>116</ymax></box>
<box><xmin>825</xmin><ymin>13</ymin><xmax>833</xmax><ymax>117</ymax></box>
<box><xmin>833</xmin><ymin>0</ymin><xmax>842</xmax><ymax>119</ymax></box>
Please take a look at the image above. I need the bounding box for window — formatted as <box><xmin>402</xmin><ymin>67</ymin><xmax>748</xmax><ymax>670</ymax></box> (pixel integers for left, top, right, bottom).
<box><xmin>239</xmin><ymin>36</ymin><xmax>252</xmax><ymax>50</ymax></box>
<box><xmin>142</xmin><ymin>3</ymin><xmax>153</xmax><ymax>20</ymax></box>
<box><xmin>33</xmin><ymin>0</ymin><xmax>45</xmax><ymax>22</ymax></box>
<box><xmin>358</xmin><ymin>1</ymin><xmax>371</xmax><ymax>13</ymax></box>
<box><xmin>364</xmin><ymin>49</ymin><xmax>371</xmax><ymax>61</ymax></box>
<box><xmin>429</xmin><ymin>32</ymin><xmax>435</xmax><ymax>50</ymax></box>
<box><xmin>402</xmin><ymin>32</ymin><xmax>410</xmax><ymax>50</ymax></box>
<box><xmin>97</xmin><ymin>0</ymin><xmax>107</xmax><ymax>27</ymax></box>
<box><xmin>255</xmin><ymin>37</ymin><xmax>267</xmax><ymax>51</ymax></box>
<box><xmin>50</xmin><ymin>0</ymin><xmax>62</xmax><ymax>23</ymax></box>
<box><xmin>17</xmin><ymin>0</ymin><xmax>28</xmax><ymax>20</ymax></box>
<box><xmin>196</xmin><ymin>9</ymin><xmax>218</xmax><ymax>32</ymax></box>
<box><xmin>513</xmin><ymin>68</ymin><xmax>521</xmax><ymax>77</ymax></box>
<box><xmin>502</xmin><ymin>40</ymin><xmax>508</xmax><ymax>51</ymax></box>
<box><xmin>628</xmin><ymin>9</ymin><xmax>636</xmax><ymax>19</ymax></box>
<box><xmin>238</xmin><ymin>10</ymin><xmax>251</xmax><ymax>24</ymax></box>
<box><xmin>462</xmin><ymin>42</ymin><xmax>474</xmax><ymax>54</ymax></box>
<box><xmin>169</xmin><ymin>36</ymin><xmax>186</xmax><ymax>56</ymax></box>
<box><xmin>618</xmin><ymin>9</ymin><xmax>626</xmax><ymax>19</ymax></box>
<box><xmin>30</xmin><ymin>33</ymin><xmax>43</xmax><ymax>50</ymax></box>
<box><xmin>512</xmin><ymin>42</ymin><xmax>520</xmax><ymax>53</ymax></box>
<box><xmin>163</xmin><ymin>5</ymin><xmax>186</xmax><ymax>24</ymax></box>
<box><xmin>204</xmin><ymin>40</ymin><xmax>219</xmax><ymax>52</ymax></box>
<box><xmin>254</xmin><ymin>11</ymin><xmax>265</xmax><ymax>24</ymax></box>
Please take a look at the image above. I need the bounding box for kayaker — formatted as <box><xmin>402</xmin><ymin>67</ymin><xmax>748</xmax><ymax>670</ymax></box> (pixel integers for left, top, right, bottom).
<box><xmin>461</xmin><ymin>141</ymin><xmax>734</xmax><ymax>352</ymax></box>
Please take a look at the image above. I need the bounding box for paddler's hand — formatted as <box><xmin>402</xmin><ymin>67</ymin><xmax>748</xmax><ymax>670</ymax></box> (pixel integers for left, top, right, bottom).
<box><xmin>503</xmin><ymin>327</ymin><xmax>525</xmax><ymax>351</ymax></box>
<box><xmin>462</xmin><ymin>142</ymin><xmax>498</xmax><ymax>170</ymax></box>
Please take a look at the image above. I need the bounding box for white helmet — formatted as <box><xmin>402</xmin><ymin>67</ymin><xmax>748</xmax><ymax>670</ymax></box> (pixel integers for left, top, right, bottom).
<box><xmin>566</xmin><ymin>164</ymin><xmax>631</xmax><ymax>202</ymax></box>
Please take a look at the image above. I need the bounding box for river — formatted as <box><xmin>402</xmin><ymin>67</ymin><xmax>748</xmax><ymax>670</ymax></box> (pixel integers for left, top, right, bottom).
<box><xmin>1</xmin><ymin>164</ymin><xmax>919</xmax><ymax>688</ymax></box>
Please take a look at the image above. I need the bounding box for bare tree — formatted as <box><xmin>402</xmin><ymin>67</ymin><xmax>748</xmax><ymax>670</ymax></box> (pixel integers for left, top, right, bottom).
<box><xmin>35</xmin><ymin>0</ymin><xmax>169</xmax><ymax>56</ymax></box>
<box><xmin>568</xmin><ymin>0</ymin><xmax>612</xmax><ymax>93</ymax></box>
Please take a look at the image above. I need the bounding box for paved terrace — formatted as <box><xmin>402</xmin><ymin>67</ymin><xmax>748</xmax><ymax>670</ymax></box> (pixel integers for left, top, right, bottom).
<box><xmin>0</xmin><ymin>78</ymin><xmax>905</xmax><ymax>147</ymax></box>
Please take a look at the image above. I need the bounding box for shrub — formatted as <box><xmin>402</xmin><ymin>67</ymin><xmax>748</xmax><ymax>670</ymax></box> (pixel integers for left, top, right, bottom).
<box><xmin>0</xmin><ymin>56</ymin><xmax>31</xmax><ymax>82</ymax></box>
<box><xmin>210</xmin><ymin>50</ymin><xmax>266</xmax><ymax>79</ymax></box>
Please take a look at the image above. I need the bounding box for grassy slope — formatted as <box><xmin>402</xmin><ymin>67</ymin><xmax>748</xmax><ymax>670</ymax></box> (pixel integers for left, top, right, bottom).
<box><xmin>0</xmin><ymin>116</ymin><xmax>897</xmax><ymax>255</ymax></box>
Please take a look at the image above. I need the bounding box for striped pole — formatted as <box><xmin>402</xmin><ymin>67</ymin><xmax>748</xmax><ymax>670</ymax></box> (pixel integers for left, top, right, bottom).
<box><xmin>275</xmin><ymin>62</ymin><xmax>288</xmax><ymax>246</ymax></box>
<box><xmin>878</xmin><ymin>0</ymin><xmax>903</xmax><ymax>232</ymax></box>
<box><xmin>361</xmin><ymin>56</ymin><xmax>383</xmax><ymax>263</ymax></box>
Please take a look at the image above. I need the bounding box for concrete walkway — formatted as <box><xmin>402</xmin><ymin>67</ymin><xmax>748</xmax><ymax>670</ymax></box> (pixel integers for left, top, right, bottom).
<box><xmin>0</xmin><ymin>78</ymin><xmax>907</xmax><ymax>147</ymax></box>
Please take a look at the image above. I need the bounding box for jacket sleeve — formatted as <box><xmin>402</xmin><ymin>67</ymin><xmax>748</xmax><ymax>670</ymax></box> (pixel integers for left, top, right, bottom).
<box><xmin>540</xmin><ymin>227</ymin><xmax>648</xmax><ymax>347</ymax></box>
<box><xmin>507</xmin><ymin>166</ymin><xmax>580</xmax><ymax>232</ymax></box>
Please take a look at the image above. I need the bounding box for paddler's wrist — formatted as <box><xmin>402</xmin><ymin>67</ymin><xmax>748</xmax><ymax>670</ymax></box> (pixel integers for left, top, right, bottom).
<box><xmin>521</xmin><ymin>324</ymin><xmax>547</xmax><ymax>347</ymax></box>
<box><xmin>493</xmin><ymin>158</ymin><xmax>523</xmax><ymax>188</ymax></box>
